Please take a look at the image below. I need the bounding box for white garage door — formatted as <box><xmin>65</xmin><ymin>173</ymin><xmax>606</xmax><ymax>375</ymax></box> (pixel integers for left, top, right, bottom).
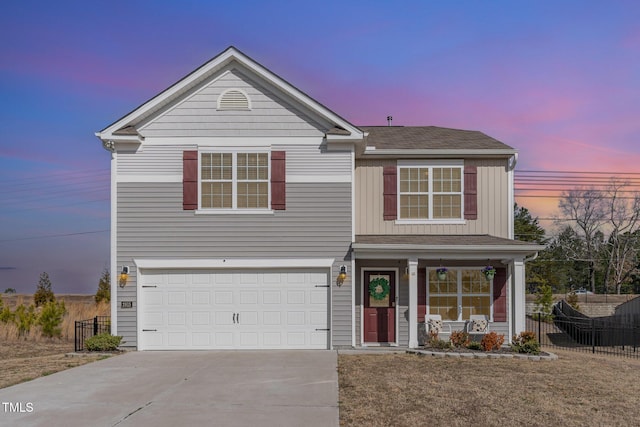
<box><xmin>139</xmin><ymin>269</ymin><xmax>330</xmax><ymax>350</ymax></box>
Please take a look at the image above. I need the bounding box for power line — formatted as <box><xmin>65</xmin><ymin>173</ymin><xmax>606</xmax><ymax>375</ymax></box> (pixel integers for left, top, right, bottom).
<box><xmin>0</xmin><ymin>229</ymin><xmax>109</xmax><ymax>243</ymax></box>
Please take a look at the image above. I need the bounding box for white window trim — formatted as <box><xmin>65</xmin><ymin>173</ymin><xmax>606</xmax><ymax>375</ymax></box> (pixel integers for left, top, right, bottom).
<box><xmin>396</xmin><ymin>159</ymin><xmax>465</xmax><ymax>224</ymax></box>
<box><xmin>197</xmin><ymin>148</ymin><xmax>273</xmax><ymax>214</ymax></box>
<box><xmin>426</xmin><ymin>267</ymin><xmax>493</xmax><ymax>322</ymax></box>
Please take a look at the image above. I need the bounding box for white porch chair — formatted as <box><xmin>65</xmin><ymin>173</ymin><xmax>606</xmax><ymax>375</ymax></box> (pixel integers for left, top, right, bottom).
<box><xmin>425</xmin><ymin>314</ymin><xmax>452</xmax><ymax>335</ymax></box>
<box><xmin>465</xmin><ymin>314</ymin><xmax>490</xmax><ymax>334</ymax></box>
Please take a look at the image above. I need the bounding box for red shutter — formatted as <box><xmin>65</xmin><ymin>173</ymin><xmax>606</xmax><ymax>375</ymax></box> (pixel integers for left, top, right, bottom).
<box><xmin>183</xmin><ymin>151</ymin><xmax>198</xmax><ymax>210</ymax></box>
<box><xmin>383</xmin><ymin>166</ymin><xmax>397</xmax><ymax>220</ymax></box>
<box><xmin>493</xmin><ymin>268</ymin><xmax>508</xmax><ymax>322</ymax></box>
<box><xmin>271</xmin><ymin>151</ymin><xmax>286</xmax><ymax>210</ymax></box>
<box><xmin>464</xmin><ymin>165</ymin><xmax>477</xmax><ymax>220</ymax></box>
<box><xmin>418</xmin><ymin>268</ymin><xmax>426</xmax><ymax>322</ymax></box>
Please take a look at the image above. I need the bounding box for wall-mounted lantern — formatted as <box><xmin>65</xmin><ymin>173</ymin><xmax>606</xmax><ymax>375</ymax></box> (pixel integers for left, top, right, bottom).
<box><xmin>119</xmin><ymin>266</ymin><xmax>129</xmax><ymax>288</ymax></box>
<box><xmin>336</xmin><ymin>265</ymin><xmax>347</xmax><ymax>286</ymax></box>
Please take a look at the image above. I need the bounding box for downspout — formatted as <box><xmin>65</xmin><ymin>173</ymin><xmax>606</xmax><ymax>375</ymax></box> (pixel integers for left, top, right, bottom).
<box><xmin>102</xmin><ymin>140</ymin><xmax>118</xmax><ymax>336</ymax></box>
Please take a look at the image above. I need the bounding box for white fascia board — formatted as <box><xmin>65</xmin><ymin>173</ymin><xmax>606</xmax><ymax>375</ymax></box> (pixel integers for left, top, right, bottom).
<box><xmin>360</xmin><ymin>149</ymin><xmax>517</xmax><ymax>158</ymax></box>
<box><xmin>134</xmin><ymin>258</ymin><xmax>336</xmax><ymax>270</ymax></box>
<box><xmin>98</xmin><ymin>47</ymin><xmax>363</xmax><ymax>141</ymax></box>
<box><xmin>97</xmin><ymin>49</ymin><xmax>237</xmax><ymax>139</ymax></box>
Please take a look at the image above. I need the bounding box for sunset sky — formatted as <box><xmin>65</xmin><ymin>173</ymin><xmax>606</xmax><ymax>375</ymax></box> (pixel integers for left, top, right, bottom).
<box><xmin>1</xmin><ymin>1</ymin><xmax>639</xmax><ymax>293</ymax></box>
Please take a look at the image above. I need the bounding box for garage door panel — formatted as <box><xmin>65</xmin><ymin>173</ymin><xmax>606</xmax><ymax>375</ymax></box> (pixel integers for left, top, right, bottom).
<box><xmin>168</xmin><ymin>312</ymin><xmax>186</xmax><ymax>326</ymax></box>
<box><xmin>141</xmin><ymin>270</ymin><xmax>329</xmax><ymax>350</ymax></box>
<box><xmin>215</xmin><ymin>311</ymin><xmax>234</xmax><ymax>325</ymax></box>
<box><xmin>145</xmin><ymin>291</ymin><xmax>163</xmax><ymax>306</ymax></box>
<box><xmin>192</xmin><ymin>291</ymin><xmax>210</xmax><ymax>305</ymax></box>
<box><xmin>263</xmin><ymin>291</ymin><xmax>281</xmax><ymax>304</ymax></box>
<box><xmin>239</xmin><ymin>311</ymin><xmax>258</xmax><ymax>325</ymax></box>
<box><xmin>144</xmin><ymin>312</ymin><xmax>164</xmax><ymax>326</ymax></box>
<box><xmin>192</xmin><ymin>332</ymin><xmax>211</xmax><ymax>346</ymax></box>
<box><xmin>263</xmin><ymin>311</ymin><xmax>281</xmax><ymax>325</ymax></box>
<box><xmin>240</xmin><ymin>291</ymin><xmax>258</xmax><ymax>305</ymax></box>
<box><xmin>192</xmin><ymin>311</ymin><xmax>210</xmax><ymax>325</ymax></box>
<box><xmin>287</xmin><ymin>291</ymin><xmax>305</xmax><ymax>304</ymax></box>
<box><xmin>167</xmin><ymin>274</ymin><xmax>187</xmax><ymax>285</ymax></box>
<box><xmin>310</xmin><ymin>290</ymin><xmax>326</xmax><ymax>304</ymax></box>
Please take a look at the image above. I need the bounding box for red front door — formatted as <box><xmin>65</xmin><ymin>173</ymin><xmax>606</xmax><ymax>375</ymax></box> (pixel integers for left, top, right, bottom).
<box><xmin>363</xmin><ymin>271</ymin><xmax>396</xmax><ymax>343</ymax></box>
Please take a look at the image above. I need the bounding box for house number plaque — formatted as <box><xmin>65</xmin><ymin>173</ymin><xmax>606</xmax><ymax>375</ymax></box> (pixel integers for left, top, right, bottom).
<box><xmin>120</xmin><ymin>301</ymin><xmax>133</xmax><ymax>309</ymax></box>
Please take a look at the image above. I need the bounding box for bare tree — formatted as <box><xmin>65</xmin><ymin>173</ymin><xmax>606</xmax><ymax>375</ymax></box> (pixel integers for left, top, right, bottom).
<box><xmin>602</xmin><ymin>180</ymin><xmax>640</xmax><ymax>294</ymax></box>
<box><xmin>558</xmin><ymin>187</ymin><xmax>606</xmax><ymax>293</ymax></box>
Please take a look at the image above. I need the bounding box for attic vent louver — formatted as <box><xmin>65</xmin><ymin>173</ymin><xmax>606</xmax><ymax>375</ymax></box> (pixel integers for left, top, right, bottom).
<box><xmin>218</xmin><ymin>89</ymin><xmax>250</xmax><ymax>110</ymax></box>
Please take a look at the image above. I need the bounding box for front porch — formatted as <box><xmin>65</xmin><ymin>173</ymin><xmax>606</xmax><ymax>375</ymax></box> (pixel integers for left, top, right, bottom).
<box><xmin>351</xmin><ymin>234</ymin><xmax>544</xmax><ymax>348</ymax></box>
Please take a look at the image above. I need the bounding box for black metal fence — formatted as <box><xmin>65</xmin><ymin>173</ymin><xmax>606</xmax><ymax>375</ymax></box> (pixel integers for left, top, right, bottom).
<box><xmin>74</xmin><ymin>316</ymin><xmax>111</xmax><ymax>352</ymax></box>
<box><xmin>528</xmin><ymin>300</ymin><xmax>640</xmax><ymax>359</ymax></box>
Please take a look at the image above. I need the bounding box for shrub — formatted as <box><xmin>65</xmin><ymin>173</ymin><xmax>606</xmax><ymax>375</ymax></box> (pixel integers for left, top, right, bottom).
<box><xmin>14</xmin><ymin>304</ymin><xmax>37</xmax><ymax>336</ymax></box>
<box><xmin>511</xmin><ymin>331</ymin><xmax>541</xmax><ymax>355</ymax></box>
<box><xmin>480</xmin><ymin>331</ymin><xmax>505</xmax><ymax>351</ymax></box>
<box><xmin>427</xmin><ymin>329</ymin><xmax>451</xmax><ymax>350</ymax></box>
<box><xmin>449</xmin><ymin>330</ymin><xmax>470</xmax><ymax>348</ymax></box>
<box><xmin>534</xmin><ymin>284</ymin><xmax>554</xmax><ymax>322</ymax></box>
<box><xmin>566</xmin><ymin>291</ymin><xmax>580</xmax><ymax>311</ymax></box>
<box><xmin>85</xmin><ymin>333</ymin><xmax>123</xmax><ymax>351</ymax></box>
<box><xmin>0</xmin><ymin>296</ymin><xmax>12</xmax><ymax>324</ymax></box>
<box><xmin>38</xmin><ymin>300</ymin><xmax>67</xmax><ymax>338</ymax></box>
<box><xmin>0</xmin><ymin>305</ymin><xmax>14</xmax><ymax>323</ymax></box>
<box><xmin>467</xmin><ymin>341</ymin><xmax>482</xmax><ymax>351</ymax></box>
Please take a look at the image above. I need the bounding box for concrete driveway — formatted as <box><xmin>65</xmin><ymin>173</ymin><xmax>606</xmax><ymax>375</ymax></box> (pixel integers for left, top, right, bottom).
<box><xmin>0</xmin><ymin>350</ymin><xmax>339</xmax><ymax>427</ymax></box>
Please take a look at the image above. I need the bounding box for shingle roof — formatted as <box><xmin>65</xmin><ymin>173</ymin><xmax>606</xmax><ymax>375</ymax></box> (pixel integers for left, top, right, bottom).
<box><xmin>359</xmin><ymin>126</ymin><xmax>513</xmax><ymax>150</ymax></box>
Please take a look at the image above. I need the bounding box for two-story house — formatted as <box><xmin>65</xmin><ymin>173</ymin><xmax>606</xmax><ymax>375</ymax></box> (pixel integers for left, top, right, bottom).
<box><xmin>96</xmin><ymin>47</ymin><xmax>543</xmax><ymax>350</ymax></box>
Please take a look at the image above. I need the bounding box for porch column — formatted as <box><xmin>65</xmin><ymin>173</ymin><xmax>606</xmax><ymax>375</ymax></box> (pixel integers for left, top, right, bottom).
<box><xmin>513</xmin><ymin>259</ymin><xmax>526</xmax><ymax>334</ymax></box>
<box><xmin>408</xmin><ymin>258</ymin><xmax>419</xmax><ymax>348</ymax></box>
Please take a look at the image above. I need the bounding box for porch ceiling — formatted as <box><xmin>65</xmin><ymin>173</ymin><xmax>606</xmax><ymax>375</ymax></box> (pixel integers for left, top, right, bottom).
<box><xmin>352</xmin><ymin>234</ymin><xmax>544</xmax><ymax>260</ymax></box>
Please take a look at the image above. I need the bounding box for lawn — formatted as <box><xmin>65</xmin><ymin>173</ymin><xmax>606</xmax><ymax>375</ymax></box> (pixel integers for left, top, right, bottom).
<box><xmin>0</xmin><ymin>340</ymin><xmax>106</xmax><ymax>389</ymax></box>
<box><xmin>338</xmin><ymin>349</ymin><xmax>640</xmax><ymax>426</ymax></box>
<box><xmin>0</xmin><ymin>294</ymin><xmax>111</xmax><ymax>389</ymax></box>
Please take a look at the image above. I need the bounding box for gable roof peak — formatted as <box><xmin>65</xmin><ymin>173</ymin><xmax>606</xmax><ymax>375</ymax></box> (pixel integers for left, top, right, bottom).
<box><xmin>96</xmin><ymin>46</ymin><xmax>363</xmax><ymax>143</ymax></box>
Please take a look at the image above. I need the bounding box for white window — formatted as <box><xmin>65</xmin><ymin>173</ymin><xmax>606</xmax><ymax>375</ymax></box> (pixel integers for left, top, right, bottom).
<box><xmin>427</xmin><ymin>269</ymin><xmax>492</xmax><ymax>321</ymax></box>
<box><xmin>200</xmin><ymin>152</ymin><xmax>269</xmax><ymax>210</ymax></box>
<box><xmin>398</xmin><ymin>161</ymin><xmax>463</xmax><ymax>221</ymax></box>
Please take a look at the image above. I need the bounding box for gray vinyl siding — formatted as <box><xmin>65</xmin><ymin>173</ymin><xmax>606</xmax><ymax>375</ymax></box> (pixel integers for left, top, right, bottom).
<box><xmin>116</xmin><ymin>182</ymin><xmax>352</xmax><ymax>348</ymax></box>
<box><xmin>116</xmin><ymin>143</ymin><xmax>351</xmax><ymax>180</ymax></box>
<box><xmin>139</xmin><ymin>66</ymin><xmax>332</xmax><ymax>138</ymax></box>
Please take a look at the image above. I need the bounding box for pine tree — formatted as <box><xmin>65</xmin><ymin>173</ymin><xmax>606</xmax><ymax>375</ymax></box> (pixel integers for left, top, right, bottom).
<box><xmin>34</xmin><ymin>272</ymin><xmax>55</xmax><ymax>307</ymax></box>
<box><xmin>95</xmin><ymin>268</ymin><xmax>111</xmax><ymax>304</ymax></box>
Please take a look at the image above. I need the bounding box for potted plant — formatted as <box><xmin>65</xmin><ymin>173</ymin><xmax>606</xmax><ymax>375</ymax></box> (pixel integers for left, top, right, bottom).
<box><xmin>482</xmin><ymin>266</ymin><xmax>496</xmax><ymax>280</ymax></box>
<box><xmin>436</xmin><ymin>267</ymin><xmax>448</xmax><ymax>281</ymax></box>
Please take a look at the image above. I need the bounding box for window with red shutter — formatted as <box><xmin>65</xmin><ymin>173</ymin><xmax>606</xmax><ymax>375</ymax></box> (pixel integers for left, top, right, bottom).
<box><xmin>383</xmin><ymin>166</ymin><xmax>397</xmax><ymax>220</ymax></box>
<box><xmin>464</xmin><ymin>165</ymin><xmax>477</xmax><ymax>220</ymax></box>
<box><xmin>182</xmin><ymin>150</ymin><xmax>285</xmax><ymax>211</ymax></box>
<box><xmin>183</xmin><ymin>151</ymin><xmax>198</xmax><ymax>210</ymax></box>
<box><xmin>271</xmin><ymin>151</ymin><xmax>286</xmax><ymax>210</ymax></box>
<box><xmin>492</xmin><ymin>268</ymin><xmax>508</xmax><ymax>322</ymax></box>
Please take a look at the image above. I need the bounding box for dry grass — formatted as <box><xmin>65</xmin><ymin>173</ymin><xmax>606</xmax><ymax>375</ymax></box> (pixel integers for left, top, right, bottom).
<box><xmin>0</xmin><ymin>295</ymin><xmax>112</xmax><ymax>389</ymax></box>
<box><xmin>338</xmin><ymin>349</ymin><xmax>640</xmax><ymax>427</ymax></box>
<box><xmin>0</xmin><ymin>341</ymin><xmax>106</xmax><ymax>389</ymax></box>
<box><xmin>0</xmin><ymin>294</ymin><xmax>108</xmax><ymax>341</ymax></box>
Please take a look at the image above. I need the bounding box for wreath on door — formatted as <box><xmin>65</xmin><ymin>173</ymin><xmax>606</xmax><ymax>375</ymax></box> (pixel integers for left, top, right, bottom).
<box><xmin>369</xmin><ymin>277</ymin><xmax>391</xmax><ymax>300</ymax></box>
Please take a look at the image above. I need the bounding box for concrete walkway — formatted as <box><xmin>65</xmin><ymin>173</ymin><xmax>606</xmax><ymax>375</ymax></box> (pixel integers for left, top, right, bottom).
<box><xmin>0</xmin><ymin>350</ymin><xmax>339</xmax><ymax>427</ymax></box>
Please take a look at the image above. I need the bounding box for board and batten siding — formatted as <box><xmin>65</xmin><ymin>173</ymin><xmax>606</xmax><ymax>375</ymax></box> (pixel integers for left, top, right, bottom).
<box><xmin>355</xmin><ymin>159</ymin><xmax>510</xmax><ymax>237</ymax></box>
<box><xmin>138</xmin><ymin>66</ymin><xmax>332</xmax><ymax>138</ymax></box>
